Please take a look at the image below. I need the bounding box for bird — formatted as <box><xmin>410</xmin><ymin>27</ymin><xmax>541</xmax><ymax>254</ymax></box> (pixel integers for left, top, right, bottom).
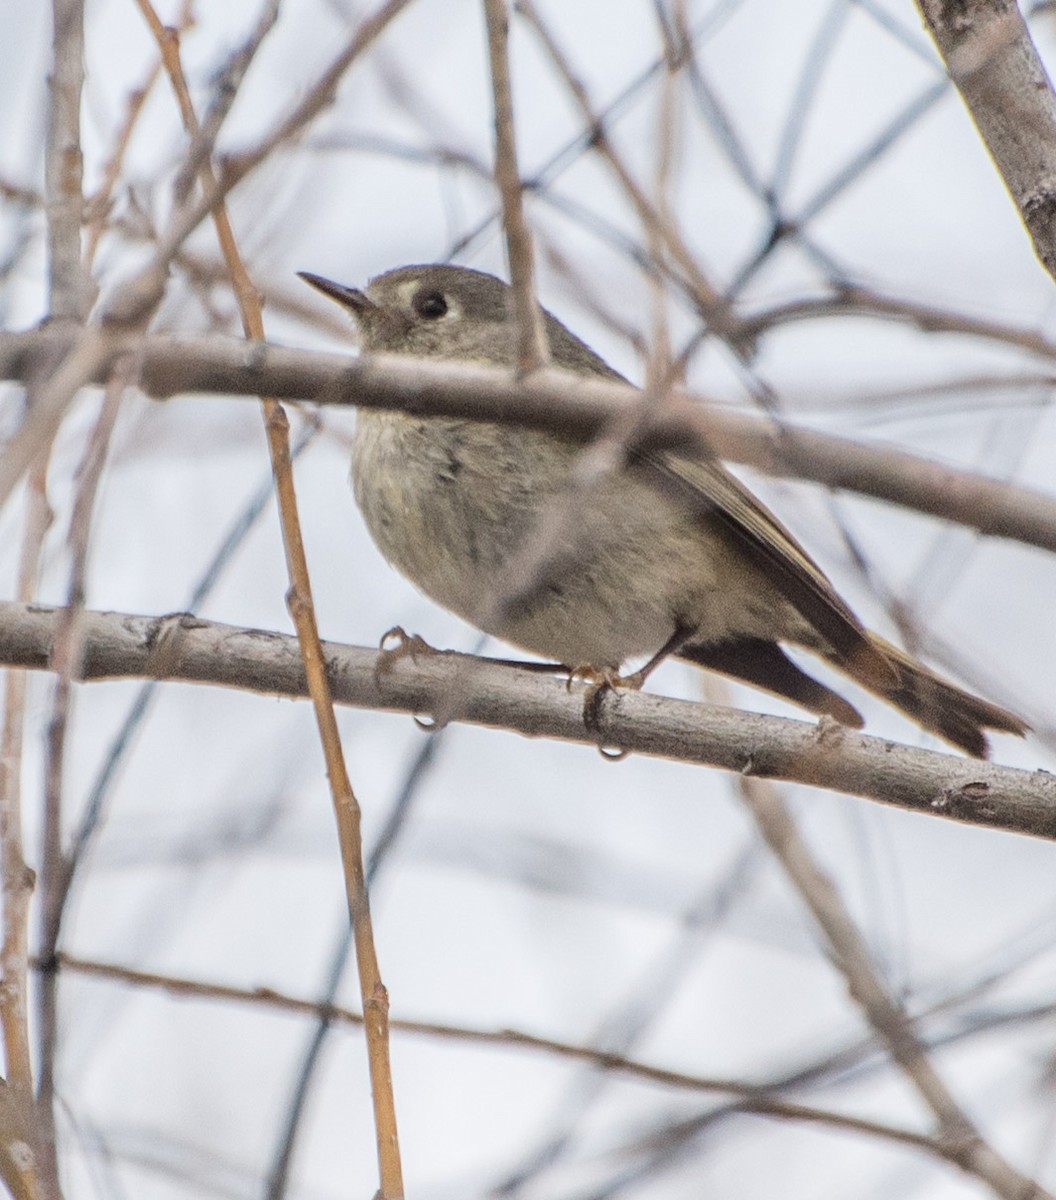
<box><xmin>299</xmin><ymin>262</ymin><xmax>1027</xmax><ymax>758</ymax></box>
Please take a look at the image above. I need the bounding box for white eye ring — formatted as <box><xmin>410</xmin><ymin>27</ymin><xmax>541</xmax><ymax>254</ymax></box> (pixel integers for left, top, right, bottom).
<box><xmin>413</xmin><ymin>290</ymin><xmax>448</xmax><ymax>320</ymax></box>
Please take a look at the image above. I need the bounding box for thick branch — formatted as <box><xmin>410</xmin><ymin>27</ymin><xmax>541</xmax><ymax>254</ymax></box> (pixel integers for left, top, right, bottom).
<box><xmin>0</xmin><ymin>603</ymin><xmax>1050</xmax><ymax>838</ymax></box>
<box><xmin>916</xmin><ymin>0</ymin><xmax>1056</xmax><ymax>281</ymax></box>
<box><xmin>2</xmin><ymin>328</ymin><xmax>1054</xmax><ymax>553</ymax></box>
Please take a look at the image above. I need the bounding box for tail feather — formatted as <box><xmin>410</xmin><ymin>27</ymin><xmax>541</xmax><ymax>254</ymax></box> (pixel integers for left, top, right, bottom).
<box><xmin>679</xmin><ymin>638</ymin><xmax>865</xmax><ymax>728</ymax></box>
<box><xmin>843</xmin><ymin>634</ymin><xmax>1029</xmax><ymax>758</ymax></box>
<box><xmin>678</xmin><ymin>632</ymin><xmax>1027</xmax><ymax>758</ymax></box>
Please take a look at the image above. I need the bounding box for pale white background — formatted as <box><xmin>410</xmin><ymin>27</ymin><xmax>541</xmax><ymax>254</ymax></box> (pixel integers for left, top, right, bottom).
<box><xmin>2</xmin><ymin>1</ymin><xmax>1056</xmax><ymax>1197</ymax></box>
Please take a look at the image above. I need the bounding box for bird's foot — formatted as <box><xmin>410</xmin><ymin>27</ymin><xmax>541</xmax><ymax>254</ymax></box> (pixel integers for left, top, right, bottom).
<box><xmin>567</xmin><ymin>664</ymin><xmax>639</xmax><ymax>760</ymax></box>
<box><xmin>374</xmin><ymin>626</ymin><xmax>445</xmax><ymax>685</ymax></box>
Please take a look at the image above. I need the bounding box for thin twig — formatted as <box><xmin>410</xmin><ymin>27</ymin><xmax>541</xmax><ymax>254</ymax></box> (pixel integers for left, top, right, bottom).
<box><xmin>483</xmin><ymin>0</ymin><xmax>550</xmax><ymax>370</ymax></box>
<box><xmin>736</xmin><ymin>286</ymin><xmax>1056</xmax><ymax>361</ymax></box>
<box><xmin>135</xmin><ymin>3</ymin><xmax>404</xmax><ymax>1192</ymax></box>
<box><xmin>0</xmin><ymin>459</ymin><xmax>51</xmax><ymax>1200</ymax></box>
<box><xmin>36</xmin><ymin>360</ymin><xmax>130</xmax><ymax>1200</ymax></box>
<box><xmin>52</xmin><ymin>952</ymin><xmax>955</xmax><ymax>1162</ymax></box>
<box><xmin>171</xmin><ymin>0</ymin><xmax>279</xmax><ymax>204</ymax></box>
<box><xmin>644</xmin><ymin>0</ymin><xmax>683</xmax><ymax>395</ymax></box>
<box><xmin>83</xmin><ymin>0</ymin><xmax>197</xmax><ymax>268</ymax></box>
<box><xmin>266</xmin><ymin>727</ymin><xmax>447</xmax><ymax>1200</ymax></box>
<box><xmin>0</xmin><ymin>328</ymin><xmax>116</xmax><ymax>513</ymax></box>
<box><xmin>45</xmin><ymin>0</ymin><xmax>94</xmax><ymax>321</ymax></box>
<box><xmin>515</xmin><ymin>0</ymin><xmax>738</xmax><ymax>340</ymax></box>
<box><xmin>0</xmin><ymin>0</ymin><xmax>416</xmax><ymax>517</ymax></box>
<box><xmin>32</xmin><ymin>2</ymin><xmax>96</xmax><ymax>1190</ymax></box>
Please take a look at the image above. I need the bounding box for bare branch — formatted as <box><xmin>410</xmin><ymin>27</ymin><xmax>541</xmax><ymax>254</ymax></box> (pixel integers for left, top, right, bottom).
<box><xmin>45</xmin><ymin>0</ymin><xmax>94</xmax><ymax>320</ymax></box>
<box><xmin>737</xmin><ymin>284</ymin><xmax>1056</xmax><ymax>360</ymax></box>
<box><xmin>34</xmin><ymin>360</ymin><xmax>130</xmax><ymax>1200</ymax></box>
<box><xmin>0</xmin><ymin>477</ymin><xmax>50</xmax><ymax>1200</ymax></box>
<box><xmin>515</xmin><ymin>0</ymin><xmax>738</xmax><ymax>340</ymax></box>
<box><xmin>916</xmin><ymin>0</ymin><xmax>1056</xmax><ymax>281</ymax></box>
<box><xmin>740</xmin><ymin>776</ymin><xmax>1053</xmax><ymax>1200</ymax></box>
<box><xmin>3</xmin><ymin>329</ymin><xmax>1053</xmax><ymax>554</ymax></box>
<box><xmin>0</xmin><ymin>603</ymin><xmax>1050</xmax><ymax>837</ymax></box>
<box><xmin>137</xmin><ymin>3</ymin><xmax>405</xmax><ymax>1192</ymax></box>
<box><xmin>484</xmin><ymin>0</ymin><xmax>550</xmax><ymax>371</ymax></box>
<box><xmin>53</xmin><ymin>952</ymin><xmax>957</xmax><ymax>1164</ymax></box>
<box><xmin>0</xmin><ymin>0</ymin><xmax>417</xmax><ymax>515</ymax></box>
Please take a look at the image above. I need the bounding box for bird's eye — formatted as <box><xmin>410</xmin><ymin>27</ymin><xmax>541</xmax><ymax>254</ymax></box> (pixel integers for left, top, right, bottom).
<box><xmin>413</xmin><ymin>290</ymin><xmax>448</xmax><ymax>320</ymax></box>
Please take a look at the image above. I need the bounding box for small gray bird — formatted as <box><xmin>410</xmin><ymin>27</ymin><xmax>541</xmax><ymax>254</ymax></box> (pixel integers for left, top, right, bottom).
<box><xmin>300</xmin><ymin>263</ymin><xmax>1027</xmax><ymax>757</ymax></box>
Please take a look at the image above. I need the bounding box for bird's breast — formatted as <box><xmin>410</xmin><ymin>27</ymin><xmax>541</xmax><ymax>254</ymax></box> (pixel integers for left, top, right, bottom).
<box><xmin>349</xmin><ymin>410</ymin><xmax>753</xmax><ymax>665</ymax></box>
<box><xmin>351</xmin><ymin>410</ymin><xmax>567</xmax><ymax>613</ymax></box>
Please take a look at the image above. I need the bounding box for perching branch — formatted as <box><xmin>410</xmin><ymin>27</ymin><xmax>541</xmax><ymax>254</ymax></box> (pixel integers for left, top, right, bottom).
<box><xmin>0</xmin><ymin>602</ymin><xmax>1050</xmax><ymax>837</ymax></box>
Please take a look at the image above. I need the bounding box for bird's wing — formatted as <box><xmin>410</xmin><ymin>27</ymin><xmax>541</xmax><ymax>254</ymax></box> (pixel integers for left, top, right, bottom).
<box><xmin>639</xmin><ymin>450</ymin><xmax>896</xmax><ymax>688</ymax></box>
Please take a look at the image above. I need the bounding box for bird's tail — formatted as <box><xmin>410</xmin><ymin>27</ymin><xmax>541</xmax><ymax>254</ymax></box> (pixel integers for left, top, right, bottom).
<box><xmin>680</xmin><ymin>632</ymin><xmax>1027</xmax><ymax>758</ymax></box>
<box><xmin>828</xmin><ymin>632</ymin><xmax>1028</xmax><ymax>758</ymax></box>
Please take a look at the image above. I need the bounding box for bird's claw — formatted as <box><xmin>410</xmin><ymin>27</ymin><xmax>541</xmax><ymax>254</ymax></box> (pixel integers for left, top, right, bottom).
<box><xmin>374</xmin><ymin>625</ymin><xmax>442</xmax><ymax>685</ymax></box>
<box><xmin>374</xmin><ymin>627</ymin><xmax>454</xmax><ymax>731</ymax></box>
<box><xmin>566</xmin><ymin>664</ymin><xmax>636</xmax><ymax>761</ymax></box>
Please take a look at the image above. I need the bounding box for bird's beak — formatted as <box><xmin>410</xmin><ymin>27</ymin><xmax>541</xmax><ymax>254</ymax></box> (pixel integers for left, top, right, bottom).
<box><xmin>297</xmin><ymin>271</ymin><xmax>376</xmax><ymax>313</ymax></box>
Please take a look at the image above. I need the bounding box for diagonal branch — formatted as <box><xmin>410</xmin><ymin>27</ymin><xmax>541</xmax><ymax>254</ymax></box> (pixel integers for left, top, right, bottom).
<box><xmin>740</xmin><ymin>775</ymin><xmax>1053</xmax><ymax>1200</ymax></box>
<box><xmin>134</xmin><ymin>3</ymin><xmax>404</xmax><ymax>1194</ymax></box>
<box><xmin>916</xmin><ymin>0</ymin><xmax>1056</xmax><ymax>282</ymax></box>
<box><xmin>3</xmin><ymin>329</ymin><xmax>1054</xmax><ymax>554</ymax></box>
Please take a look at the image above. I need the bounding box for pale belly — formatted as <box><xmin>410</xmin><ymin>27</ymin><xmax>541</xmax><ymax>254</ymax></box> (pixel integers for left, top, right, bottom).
<box><xmin>350</xmin><ymin>411</ymin><xmax>793</xmax><ymax>666</ymax></box>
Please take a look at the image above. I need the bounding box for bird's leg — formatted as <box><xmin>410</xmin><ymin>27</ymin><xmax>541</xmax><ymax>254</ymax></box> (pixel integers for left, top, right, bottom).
<box><xmin>577</xmin><ymin>620</ymin><xmax>697</xmax><ymax>733</ymax></box>
<box><xmin>620</xmin><ymin>619</ymin><xmax>697</xmax><ymax>689</ymax></box>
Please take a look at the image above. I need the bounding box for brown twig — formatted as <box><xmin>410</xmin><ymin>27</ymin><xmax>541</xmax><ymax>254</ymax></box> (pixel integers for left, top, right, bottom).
<box><xmin>643</xmin><ymin>0</ymin><xmax>684</xmax><ymax>395</ymax></box>
<box><xmin>0</xmin><ymin>329</ymin><xmax>118</xmax><ymax>514</ymax></box>
<box><xmin>83</xmin><ymin>0</ymin><xmax>197</xmax><ymax>268</ymax></box>
<box><xmin>52</xmin><ymin>951</ymin><xmax>962</xmax><ymax>1164</ymax></box>
<box><xmin>0</xmin><ymin>603</ymin><xmax>1050</xmax><ymax>837</ymax></box>
<box><xmin>736</xmin><ymin>285</ymin><xmax>1056</xmax><ymax>361</ymax></box>
<box><xmin>32</xmin><ymin>2</ymin><xmax>97</xmax><ymax>1194</ymax></box>
<box><xmin>738</xmin><ymin>774</ymin><xmax>1052</xmax><ymax>1200</ymax></box>
<box><xmin>0</xmin><ymin>0</ymin><xmax>416</xmax><ymax>518</ymax></box>
<box><xmin>483</xmin><ymin>0</ymin><xmax>550</xmax><ymax>371</ymax></box>
<box><xmin>36</xmin><ymin>360</ymin><xmax>131</xmax><ymax>1200</ymax></box>
<box><xmin>135</xmin><ymin>4</ymin><xmax>404</xmax><ymax>1193</ymax></box>
<box><xmin>0</xmin><ymin>461</ymin><xmax>51</xmax><ymax>1200</ymax></box>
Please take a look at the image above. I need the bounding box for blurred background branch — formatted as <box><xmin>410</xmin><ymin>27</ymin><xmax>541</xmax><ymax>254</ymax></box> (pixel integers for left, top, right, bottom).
<box><xmin>1</xmin><ymin>1</ymin><xmax>1055</xmax><ymax>1197</ymax></box>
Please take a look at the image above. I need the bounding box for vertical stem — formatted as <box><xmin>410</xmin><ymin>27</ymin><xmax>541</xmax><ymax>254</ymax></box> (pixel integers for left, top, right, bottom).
<box><xmin>133</xmin><ymin>6</ymin><xmax>404</xmax><ymax>1193</ymax></box>
<box><xmin>37</xmin><ymin>370</ymin><xmax>128</xmax><ymax>1200</ymax></box>
<box><xmin>0</xmin><ymin>461</ymin><xmax>52</xmax><ymax>1200</ymax></box>
<box><xmin>483</xmin><ymin>0</ymin><xmax>550</xmax><ymax>372</ymax></box>
<box><xmin>31</xmin><ymin>2</ymin><xmax>95</xmax><ymax>1195</ymax></box>
<box><xmin>45</xmin><ymin>0</ymin><xmax>93</xmax><ymax>320</ymax></box>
